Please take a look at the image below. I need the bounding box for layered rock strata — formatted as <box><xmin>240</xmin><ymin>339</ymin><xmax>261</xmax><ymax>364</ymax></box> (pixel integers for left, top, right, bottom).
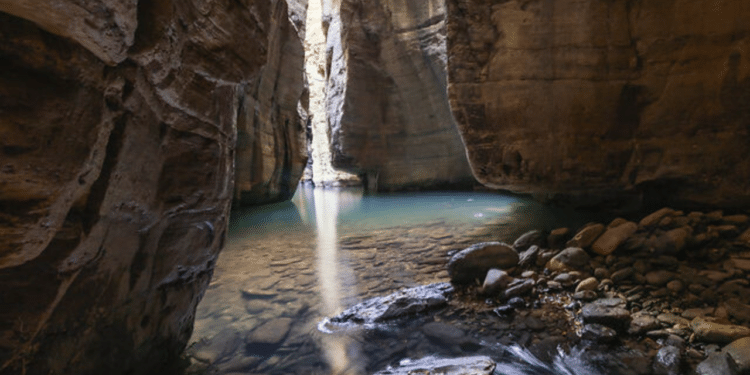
<box><xmin>0</xmin><ymin>0</ymin><xmax>305</xmax><ymax>373</ymax></box>
<box><xmin>446</xmin><ymin>0</ymin><xmax>750</xmax><ymax>208</ymax></box>
<box><xmin>325</xmin><ymin>0</ymin><xmax>475</xmax><ymax>190</ymax></box>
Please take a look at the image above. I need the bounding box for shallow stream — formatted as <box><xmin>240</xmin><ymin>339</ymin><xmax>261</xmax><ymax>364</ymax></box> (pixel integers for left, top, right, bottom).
<box><xmin>188</xmin><ymin>184</ymin><xmax>622</xmax><ymax>374</ymax></box>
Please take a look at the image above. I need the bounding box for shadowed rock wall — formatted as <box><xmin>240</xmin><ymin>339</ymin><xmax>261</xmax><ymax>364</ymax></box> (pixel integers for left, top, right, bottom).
<box><xmin>446</xmin><ymin>0</ymin><xmax>750</xmax><ymax>209</ymax></box>
<box><xmin>326</xmin><ymin>0</ymin><xmax>475</xmax><ymax>190</ymax></box>
<box><xmin>0</xmin><ymin>0</ymin><xmax>305</xmax><ymax>373</ymax></box>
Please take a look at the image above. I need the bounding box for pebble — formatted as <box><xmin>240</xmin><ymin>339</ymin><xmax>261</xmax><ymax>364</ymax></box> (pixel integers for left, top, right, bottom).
<box><xmin>581</xmin><ymin>323</ymin><xmax>618</xmax><ymax>343</ymax></box>
<box><xmin>504</xmin><ymin>279</ymin><xmax>534</xmax><ymax>299</ymax></box>
<box><xmin>629</xmin><ymin>313</ymin><xmax>661</xmax><ymax>335</ymax></box>
<box><xmin>581</xmin><ymin>298</ymin><xmax>631</xmax><ymax>331</ymax></box>
<box><xmin>652</xmin><ymin>345</ymin><xmax>682</xmax><ymax>375</ymax></box>
<box><xmin>513</xmin><ymin>230</ymin><xmax>545</xmax><ymax>252</ymax></box>
<box><xmin>640</xmin><ymin>208</ymin><xmax>676</xmax><ymax>228</ymax></box>
<box><xmin>594</xmin><ymin>267</ymin><xmax>610</xmax><ymax>279</ymax></box>
<box><xmin>547</xmin><ymin>228</ymin><xmax>570</xmax><ymax>248</ymax></box>
<box><xmin>666</xmin><ymin>280</ymin><xmax>684</xmax><ymax>293</ymax></box>
<box><xmin>372</xmin><ymin>356</ymin><xmax>496</xmax><ymax>375</ymax></box>
<box><xmin>481</xmin><ymin>269</ymin><xmax>514</xmax><ymax>295</ymax></box>
<box><xmin>611</xmin><ymin>267</ymin><xmax>634</xmax><ymax>283</ymax></box>
<box><xmin>645</xmin><ymin>270</ymin><xmax>675</xmax><ymax>286</ymax></box>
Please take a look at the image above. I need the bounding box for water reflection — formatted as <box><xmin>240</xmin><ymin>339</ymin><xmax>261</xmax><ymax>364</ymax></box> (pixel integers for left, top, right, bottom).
<box><xmin>313</xmin><ymin>187</ymin><xmax>363</xmax><ymax>374</ymax></box>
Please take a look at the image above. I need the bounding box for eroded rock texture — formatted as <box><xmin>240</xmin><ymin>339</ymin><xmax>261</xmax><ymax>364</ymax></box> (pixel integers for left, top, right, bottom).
<box><xmin>446</xmin><ymin>0</ymin><xmax>750</xmax><ymax>208</ymax></box>
<box><xmin>326</xmin><ymin>0</ymin><xmax>475</xmax><ymax>190</ymax></box>
<box><xmin>0</xmin><ymin>0</ymin><xmax>304</xmax><ymax>373</ymax></box>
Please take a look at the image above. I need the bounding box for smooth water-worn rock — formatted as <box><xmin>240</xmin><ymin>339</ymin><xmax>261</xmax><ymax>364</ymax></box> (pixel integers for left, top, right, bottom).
<box><xmin>592</xmin><ymin>222</ymin><xmax>638</xmax><ymax>256</ymax></box>
<box><xmin>448</xmin><ymin>242</ymin><xmax>519</xmax><ymax>285</ymax></box>
<box><xmin>724</xmin><ymin>337</ymin><xmax>750</xmax><ymax>374</ymax></box>
<box><xmin>582</xmin><ymin>298</ymin><xmax>631</xmax><ymax>331</ymax></box>
<box><xmin>696</xmin><ymin>351</ymin><xmax>734</xmax><ymax>375</ymax></box>
<box><xmin>546</xmin><ymin>247</ymin><xmax>590</xmax><ymax>272</ymax></box>
<box><xmin>445</xmin><ymin>0</ymin><xmax>750</xmax><ymax>209</ymax></box>
<box><xmin>0</xmin><ymin>1</ymin><xmax>305</xmax><ymax>373</ymax></box>
<box><xmin>482</xmin><ymin>268</ymin><xmax>514</xmax><ymax>295</ymax></box>
<box><xmin>567</xmin><ymin>224</ymin><xmax>605</xmax><ymax>249</ymax></box>
<box><xmin>691</xmin><ymin>317</ymin><xmax>750</xmax><ymax>344</ymax></box>
<box><xmin>373</xmin><ymin>355</ymin><xmax>496</xmax><ymax>375</ymax></box>
<box><xmin>331</xmin><ymin>283</ymin><xmax>454</xmax><ymax>324</ymax></box>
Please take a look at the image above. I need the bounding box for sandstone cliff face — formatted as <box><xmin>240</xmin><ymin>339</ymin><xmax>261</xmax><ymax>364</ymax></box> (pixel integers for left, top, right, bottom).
<box><xmin>0</xmin><ymin>0</ymin><xmax>303</xmax><ymax>373</ymax></box>
<box><xmin>325</xmin><ymin>0</ymin><xmax>475</xmax><ymax>190</ymax></box>
<box><xmin>446</xmin><ymin>0</ymin><xmax>750</xmax><ymax>208</ymax></box>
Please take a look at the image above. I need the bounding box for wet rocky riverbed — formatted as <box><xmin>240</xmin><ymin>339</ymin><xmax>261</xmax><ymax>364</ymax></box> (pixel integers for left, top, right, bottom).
<box><xmin>185</xmin><ymin>187</ymin><xmax>750</xmax><ymax>375</ymax></box>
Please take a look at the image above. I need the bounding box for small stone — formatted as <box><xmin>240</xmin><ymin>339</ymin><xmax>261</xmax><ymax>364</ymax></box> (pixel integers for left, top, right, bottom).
<box><xmin>682</xmin><ymin>308</ymin><xmax>714</xmax><ymax>320</ymax></box>
<box><xmin>546</xmin><ymin>247</ymin><xmax>590</xmax><ymax>272</ymax></box>
<box><xmin>581</xmin><ymin>298</ymin><xmax>631</xmax><ymax>331</ymax></box>
<box><xmin>724</xmin><ymin>337</ymin><xmax>750</xmax><ymax>374</ymax></box>
<box><xmin>706</xmin><ymin>210</ymin><xmax>724</xmax><ymax>222</ymax></box>
<box><xmin>666</xmin><ymin>280</ymin><xmax>684</xmax><ymax>293</ymax></box>
<box><xmin>691</xmin><ymin>316</ymin><xmax>750</xmax><ymax>344</ymax></box>
<box><xmin>567</xmin><ymin>224</ymin><xmax>605</xmax><ymax>249</ymax></box>
<box><xmin>576</xmin><ymin>277</ymin><xmax>599</xmax><ymax>293</ymax></box>
<box><xmin>731</xmin><ymin>257</ymin><xmax>750</xmax><ymax>271</ymax></box>
<box><xmin>629</xmin><ymin>313</ymin><xmax>661</xmax><ymax>335</ymax></box>
<box><xmin>592</xmin><ymin>222</ymin><xmax>638</xmax><ymax>256</ymax></box>
<box><xmin>724</xmin><ymin>299</ymin><xmax>750</xmax><ymax>323</ymax></box>
<box><xmin>507</xmin><ymin>297</ymin><xmax>526</xmax><ymax>308</ymax></box>
<box><xmin>518</xmin><ymin>245</ymin><xmax>541</xmax><ymax>267</ymax></box>
<box><xmin>581</xmin><ymin>323</ymin><xmax>618</xmax><ymax>343</ymax></box>
<box><xmin>657</xmin><ymin>313</ymin><xmax>690</xmax><ymax>327</ymax></box>
<box><xmin>723</xmin><ymin>214</ymin><xmax>749</xmax><ymax>225</ymax></box>
<box><xmin>554</xmin><ymin>272</ymin><xmax>578</xmax><ymax>287</ymax></box>
<box><xmin>513</xmin><ymin>230</ymin><xmax>545</xmax><ymax>252</ymax></box>
<box><xmin>695</xmin><ymin>352</ymin><xmax>733</xmax><ymax>375</ymax></box>
<box><xmin>573</xmin><ymin>290</ymin><xmax>598</xmax><ymax>301</ymax></box>
<box><xmin>594</xmin><ymin>267</ymin><xmax>610</xmax><ymax>279</ymax></box>
<box><xmin>611</xmin><ymin>267</ymin><xmax>634</xmax><ymax>283</ymax></box>
<box><xmin>640</xmin><ymin>208</ymin><xmax>676</xmax><ymax>228</ymax></box>
<box><xmin>332</xmin><ymin>283</ymin><xmax>453</xmax><ymax>324</ymax></box>
<box><xmin>652</xmin><ymin>346</ymin><xmax>682</xmax><ymax>375</ymax></box>
<box><xmin>481</xmin><ymin>269</ymin><xmax>514</xmax><ymax>295</ymax></box>
<box><xmin>547</xmin><ymin>228</ymin><xmax>570</xmax><ymax>249</ymax></box>
<box><xmin>739</xmin><ymin>228</ymin><xmax>750</xmax><ymax>244</ymax></box>
<box><xmin>709</xmin><ymin>225</ymin><xmax>739</xmax><ymax>238</ymax></box>
<box><xmin>609</xmin><ymin>218</ymin><xmax>629</xmax><ymax>228</ymax></box>
<box><xmin>504</xmin><ymin>279</ymin><xmax>534</xmax><ymax>299</ymax></box>
<box><xmin>645</xmin><ymin>270</ymin><xmax>676</xmax><ymax>286</ymax></box>
<box><xmin>448</xmin><ymin>243</ymin><xmax>519</xmax><ymax>285</ymax></box>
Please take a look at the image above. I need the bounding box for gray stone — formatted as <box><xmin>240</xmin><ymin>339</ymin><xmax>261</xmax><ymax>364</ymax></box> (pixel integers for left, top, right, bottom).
<box><xmin>448</xmin><ymin>243</ymin><xmax>519</xmax><ymax>285</ymax></box>
<box><xmin>592</xmin><ymin>222</ymin><xmax>638</xmax><ymax>256</ymax></box>
<box><xmin>582</xmin><ymin>298</ymin><xmax>631</xmax><ymax>331</ymax></box>
<box><xmin>581</xmin><ymin>323</ymin><xmax>618</xmax><ymax>343</ymax></box>
<box><xmin>645</xmin><ymin>270</ymin><xmax>676</xmax><ymax>286</ymax></box>
<box><xmin>691</xmin><ymin>317</ymin><xmax>750</xmax><ymax>344</ymax></box>
<box><xmin>481</xmin><ymin>269</ymin><xmax>514</xmax><ymax>295</ymax></box>
<box><xmin>331</xmin><ymin>283</ymin><xmax>453</xmax><ymax>324</ymax></box>
<box><xmin>513</xmin><ymin>230</ymin><xmax>545</xmax><ymax>252</ymax></box>
<box><xmin>422</xmin><ymin>322</ymin><xmax>469</xmax><ymax>345</ymax></box>
<box><xmin>652</xmin><ymin>346</ymin><xmax>682</xmax><ymax>375</ymax></box>
<box><xmin>546</xmin><ymin>247</ymin><xmax>590</xmax><ymax>272</ymax></box>
<box><xmin>696</xmin><ymin>352</ymin><xmax>734</xmax><ymax>375</ymax></box>
<box><xmin>573</xmin><ymin>290</ymin><xmax>598</xmax><ymax>301</ymax></box>
<box><xmin>504</xmin><ymin>279</ymin><xmax>535</xmax><ymax>299</ymax></box>
<box><xmin>725</xmin><ymin>337</ymin><xmax>750</xmax><ymax>374</ymax></box>
<box><xmin>247</xmin><ymin>318</ymin><xmax>293</xmax><ymax>346</ymax></box>
<box><xmin>518</xmin><ymin>245</ymin><xmax>541</xmax><ymax>267</ymax></box>
<box><xmin>629</xmin><ymin>313</ymin><xmax>661</xmax><ymax>335</ymax></box>
<box><xmin>567</xmin><ymin>224</ymin><xmax>605</xmax><ymax>249</ymax></box>
<box><xmin>657</xmin><ymin>313</ymin><xmax>690</xmax><ymax>327</ymax></box>
<box><xmin>373</xmin><ymin>356</ymin><xmax>496</xmax><ymax>375</ymax></box>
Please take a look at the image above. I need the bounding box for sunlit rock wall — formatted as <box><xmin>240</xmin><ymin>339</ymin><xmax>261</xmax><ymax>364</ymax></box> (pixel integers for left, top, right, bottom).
<box><xmin>0</xmin><ymin>0</ymin><xmax>303</xmax><ymax>373</ymax></box>
<box><xmin>234</xmin><ymin>0</ymin><xmax>309</xmax><ymax>205</ymax></box>
<box><xmin>446</xmin><ymin>0</ymin><xmax>750</xmax><ymax>208</ymax></box>
<box><xmin>326</xmin><ymin>0</ymin><xmax>475</xmax><ymax>191</ymax></box>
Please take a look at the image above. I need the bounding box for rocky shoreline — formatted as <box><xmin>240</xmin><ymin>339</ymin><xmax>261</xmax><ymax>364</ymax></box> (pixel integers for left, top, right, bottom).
<box><xmin>330</xmin><ymin>208</ymin><xmax>750</xmax><ymax>375</ymax></box>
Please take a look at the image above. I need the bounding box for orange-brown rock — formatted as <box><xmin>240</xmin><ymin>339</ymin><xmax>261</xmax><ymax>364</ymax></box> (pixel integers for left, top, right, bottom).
<box><xmin>0</xmin><ymin>0</ymin><xmax>305</xmax><ymax>373</ymax></box>
<box><xmin>326</xmin><ymin>0</ymin><xmax>475</xmax><ymax>190</ymax></box>
<box><xmin>446</xmin><ymin>0</ymin><xmax>750</xmax><ymax>208</ymax></box>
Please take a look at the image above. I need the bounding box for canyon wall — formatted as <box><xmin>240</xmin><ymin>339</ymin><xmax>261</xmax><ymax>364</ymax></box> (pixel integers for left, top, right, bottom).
<box><xmin>446</xmin><ymin>0</ymin><xmax>750</xmax><ymax>209</ymax></box>
<box><xmin>325</xmin><ymin>0</ymin><xmax>476</xmax><ymax>190</ymax></box>
<box><xmin>0</xmin><ymin>0</ymin><xmax>304</xmax><ymax>373</ymax></box>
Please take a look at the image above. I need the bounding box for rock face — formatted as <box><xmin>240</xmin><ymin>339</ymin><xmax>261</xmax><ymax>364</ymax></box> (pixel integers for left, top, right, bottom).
<box><xmin>445</xmin><ymin>0</ymin><xmax>750</xmax><ymax>208</ymax></box>
<box><xmin>324</xmin><ymin>0</ymin><xmax>475</xmax><ymax>190</ymax></box>
<box><xmin>234</xmin><ymin>0</ymin><xmax>309</xmax><ymax>205</ymax></box>
<box><xmin>0</xmin><ymin>0</ymin><xmax>305</xmax><ymax>374</ymax></box>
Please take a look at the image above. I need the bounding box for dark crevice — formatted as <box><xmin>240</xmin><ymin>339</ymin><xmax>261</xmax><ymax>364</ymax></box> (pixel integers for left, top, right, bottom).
<box><xmin>82</xmin><ymin>114</ymin><xmax>128</xmax><ymax>234</ymax></box>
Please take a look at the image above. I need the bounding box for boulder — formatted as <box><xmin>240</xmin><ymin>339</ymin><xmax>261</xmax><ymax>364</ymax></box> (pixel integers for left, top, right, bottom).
<box><xmin>448</xmin><ymin>242</ymin><xmax>519</xmax><ymax>285</ymax></box>
<box><xmin>696</xmin><ymin>352</ymin><xmax>734</xmax><ymax>375</ymax></box>
<box><xmin>592</xmin><ymin>222</ymin><xmax>638</xmax><ymax>256</ymax></box>
<box><xmin>331</xmin><ymin>283</ymin><xmax>454</xmax><ymax>324</ymax></box>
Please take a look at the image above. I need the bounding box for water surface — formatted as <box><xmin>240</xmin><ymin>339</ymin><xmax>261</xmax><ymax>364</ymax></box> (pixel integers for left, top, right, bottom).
<box><xmin>189</xmin><ymin>184</ymin><xmax>610</xmax><ymax>374</ymax></box>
